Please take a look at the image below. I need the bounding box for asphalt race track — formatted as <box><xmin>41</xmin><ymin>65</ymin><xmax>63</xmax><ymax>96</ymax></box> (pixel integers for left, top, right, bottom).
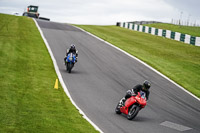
<box><xmin>36</xmin><ymin>19</ymin><xmax>200</xmax><ymax>133</ymax></box>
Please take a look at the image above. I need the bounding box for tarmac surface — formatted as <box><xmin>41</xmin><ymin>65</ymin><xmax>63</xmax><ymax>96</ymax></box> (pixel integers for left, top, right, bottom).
<box><xmin>36</xmin><ymin>19</ymin><xmax>200</xmax><ymax>133</ymax></box>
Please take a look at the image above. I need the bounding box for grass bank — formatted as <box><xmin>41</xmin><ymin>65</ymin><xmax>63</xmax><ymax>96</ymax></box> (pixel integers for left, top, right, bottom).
<box><xmin>143</xmin><ymin>23</ymin><xmax>200</xmax><ymax>37</ymax></box>
<box><xmin>0</xmin><ymin>13</ymin><xmax>98</xmax><ymax>133</ymax></box>
<box><xmin>75</xmin><ymin>25</ymin><xmax>200</xmax><ymax>98</ymax></box>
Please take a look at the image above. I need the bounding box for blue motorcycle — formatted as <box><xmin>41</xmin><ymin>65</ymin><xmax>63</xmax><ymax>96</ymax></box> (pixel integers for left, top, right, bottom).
<box><xmin>65</xmin><ymin>53</ymin><xmax>76</xmax><ymax>73</ymax></box>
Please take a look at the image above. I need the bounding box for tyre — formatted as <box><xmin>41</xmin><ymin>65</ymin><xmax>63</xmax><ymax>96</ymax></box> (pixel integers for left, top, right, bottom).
<box><xmin>68</xmin><ymin>68</ymin><xmax>71</xmax><ymax>73</ymax></box>
<box><xmin>68</xmin><ymin>63</ymin><xmax>73</xmax><ymax>73</ymax></box>
<box><xmin>127</xmin><ymin>105</ymin><xmax>140</xmax><ymax>120</ymax></box>
<box><xmin>66</xmin><ymin>64</ymin><xmax>68</xmax><ymax>71</ymax></box>
<box><xmin>115</xmin><ymin>103</ymin><xmax>121</xmax><ymax>114</ymax></box>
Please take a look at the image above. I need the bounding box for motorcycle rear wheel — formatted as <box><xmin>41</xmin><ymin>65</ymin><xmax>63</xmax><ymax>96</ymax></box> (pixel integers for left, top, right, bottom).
<box><xmin>127</xmin><ymin>105</ymin><xmax>140</xmax><ymax>120</ymax></box>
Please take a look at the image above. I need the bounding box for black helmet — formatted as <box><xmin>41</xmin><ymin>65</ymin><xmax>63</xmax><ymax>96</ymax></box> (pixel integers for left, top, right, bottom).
<box><xmin>143</xmin><ymin>80</ymin><xmax>151</xmax><ymax>90</ymax></box>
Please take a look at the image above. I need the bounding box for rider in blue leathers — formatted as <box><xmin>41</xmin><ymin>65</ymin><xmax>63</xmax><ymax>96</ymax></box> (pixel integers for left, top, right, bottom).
<box><xmin>64</xmin><ymin>44</ymin><xmax>78</xmax><ymax>64</ymax></box>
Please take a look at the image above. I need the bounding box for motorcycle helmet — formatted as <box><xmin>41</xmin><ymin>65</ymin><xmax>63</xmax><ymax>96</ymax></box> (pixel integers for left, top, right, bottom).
<box><xmin>143</xmin><ymin>80</ymin><xmax>151</xmax><ymax>90</ymax></box>
<box><xmin>70</xmin><ymin>44</ymin><xmax>75</xmax><ymax>49</ymax></box>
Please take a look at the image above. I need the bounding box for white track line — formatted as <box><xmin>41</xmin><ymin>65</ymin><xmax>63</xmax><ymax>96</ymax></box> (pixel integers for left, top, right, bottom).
<box><xmin>33</xmin><ymin>19</ymin><xmax>103</xmax><ymax>133</ymax></box>
<box><xmin>160</xmin><ymin>121</ymin><xmax>192</xmax><ymax>131</ymax></box>
<box><xmin>74</xmin><ymin>25</ymin><xmax>200</xmax><ymax>102</ymax></box>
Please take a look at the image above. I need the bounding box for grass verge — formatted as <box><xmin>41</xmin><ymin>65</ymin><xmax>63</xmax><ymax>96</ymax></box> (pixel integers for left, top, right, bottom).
<box><xmin>0</xmin><ymin>13</ymin><xmax>98</xmax><ymax>133</ymax></box>
<box><xmin>75</xmin><ymin>25</ymin><xmax>200</xmax><ymax>98</ymax></box>
<box><xmin>143</xmin><ymin>23</ymin><xmax>200</xmax><ymax>37</ymax></box>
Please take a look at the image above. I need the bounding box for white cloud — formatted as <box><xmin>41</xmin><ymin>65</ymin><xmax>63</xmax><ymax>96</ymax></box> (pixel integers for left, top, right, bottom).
<box><xmin>0</xmin><ymin>0</ymin><xmax>199</xmax><ymax>25</ymax></box>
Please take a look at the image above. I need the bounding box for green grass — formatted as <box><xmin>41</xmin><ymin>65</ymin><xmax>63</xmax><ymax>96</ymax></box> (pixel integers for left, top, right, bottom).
<box><xmin>75</xmin><ymin>25</ymin><xmax>200</xmax><ymax>98</ymax></box>
<box><xmin>0</xmin><ymin>13</ymin><xmax>98</xmax><ymax>133</ymax></box>
<box><xmin>143</xmin><ymin>23</ymin><xmax>200</xmax><ymax>37</ymax></box>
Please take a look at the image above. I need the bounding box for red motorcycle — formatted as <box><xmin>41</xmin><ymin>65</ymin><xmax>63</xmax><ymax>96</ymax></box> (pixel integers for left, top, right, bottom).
<box><xmin>115</xmin><ymin>91</ymin><xmax>147</xmax><ymax>120</ymax></box>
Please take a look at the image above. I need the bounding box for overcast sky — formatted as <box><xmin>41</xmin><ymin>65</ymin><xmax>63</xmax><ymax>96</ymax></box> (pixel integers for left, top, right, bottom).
<box><xmin>0</xmin><ymin>0</ymin><xmax>199</xmax><ymax>25</ymax></box>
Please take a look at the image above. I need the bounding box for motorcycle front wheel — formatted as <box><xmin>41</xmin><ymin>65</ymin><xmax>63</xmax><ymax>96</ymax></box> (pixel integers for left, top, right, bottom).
<box><xmin>127</xmin><ymin>105</ymin><xmax>140</xmax><ymax>120</ymax></box>
<box><xmin>67</xmin><ymin>63</ymin><xmax>73</xmax><ymax>73</ymax></box>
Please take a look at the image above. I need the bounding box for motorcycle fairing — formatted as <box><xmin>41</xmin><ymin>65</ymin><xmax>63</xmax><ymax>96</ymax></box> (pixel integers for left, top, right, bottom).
<box><xmin>135</xmin><ymin>96</ymin><xmax>146</xmax><ymax>108</ymax></box>
<box><xmin>120</xmin><ymin>96</ymin><xmax>136</xmax><ymax>115</ymax></box>
<box><xmin>66</xmin><ymin>53</ymin><xmax>76</xmax><ymax>63</ymax></box>
<box><xmin>125</xmin><ymin>96</ymin><xmax>136</xmax><ymax>108</ymax></box>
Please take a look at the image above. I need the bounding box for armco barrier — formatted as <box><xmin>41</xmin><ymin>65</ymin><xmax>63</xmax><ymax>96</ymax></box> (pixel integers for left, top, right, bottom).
<box><xmin>117</xmin><ymin>22</ymin><xmax>200</xmax><ymax>46</ymax></box>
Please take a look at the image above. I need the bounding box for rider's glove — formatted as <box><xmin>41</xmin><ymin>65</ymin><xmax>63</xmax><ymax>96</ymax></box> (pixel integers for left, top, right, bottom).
<box><xmin>132</xmin><ymin>92</ymin><xmax>137</xmax><ymax>96</ymax></box>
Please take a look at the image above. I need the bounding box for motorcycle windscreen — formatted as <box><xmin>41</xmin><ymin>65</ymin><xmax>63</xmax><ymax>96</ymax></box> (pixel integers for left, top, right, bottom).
<box><xmin>138</xmin><ymin>91</ymin><xmax>147</xmax><ymax>107</ymax></box>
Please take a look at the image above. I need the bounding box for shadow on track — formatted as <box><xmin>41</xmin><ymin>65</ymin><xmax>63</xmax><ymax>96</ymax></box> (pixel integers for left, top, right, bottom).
<box><xmin>116</xmin><ymin>113</ymin><xmax>152</xmax><ymax>122</ymax></box>
<box><xmin>60</xmin><ymin>69</ymin><xmax>85</xmax><ymax>75</ymax></box>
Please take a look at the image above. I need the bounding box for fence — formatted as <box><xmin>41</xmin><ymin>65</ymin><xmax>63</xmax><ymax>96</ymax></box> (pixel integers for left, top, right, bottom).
<box><xmin>117</xmin><ymin>22</ymin><xmax>200</xmax><ymax>46</ymax></box>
